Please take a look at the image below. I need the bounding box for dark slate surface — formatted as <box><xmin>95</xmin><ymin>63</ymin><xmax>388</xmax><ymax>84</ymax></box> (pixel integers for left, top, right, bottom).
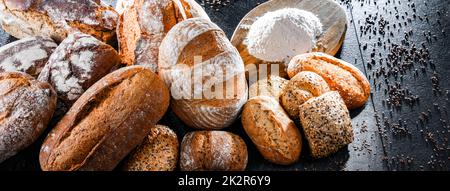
<box><xmin>0</xmin><ymin>0</ymin><xmax>448</xmax><ymax>171</ymax></box>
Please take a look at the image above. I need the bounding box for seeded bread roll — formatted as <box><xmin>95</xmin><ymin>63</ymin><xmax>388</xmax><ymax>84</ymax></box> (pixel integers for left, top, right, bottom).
<box><xmin>159</xmin><ymin>18</ymin><xmax>247</xmax><ymax>130</ymax></box>
<box><xmin>122</xmin><ymin>125</ymin><xmax>179</xmax><ymax>171</ymax></box>
<box><xmin>39</xmin><ymin>66</ymin><xmax>170</xmax><ymax>171</ymax></box>
<box><xmin>287</xmin><ymin>52</ymin><xmax>371</xmax><ymax>109</ymax></box>
<box><xmin>0</xmin><ymin>72</ymin><xmax>57</xmax><ymax>163</ymax></box>
<box><xmin>280</xmin><ymin>71</ymin><xmax>330</xmax><ymax>120</ymax></box>
<box><xmin>180</xmin><ymin>131</ymin><xmax>248</xmax><ymax>171</ymax></box>
<box><xmin>0</xmin><ymin>36</ymin><xmax>57</xmax><ymax>77</ymax></box>
<box><xmin>0</xmin><ymin>0</ymin><xmax>118</xmax><ymax>43</ymax></box>
<box><xmin>117</xmin><ymin>0</ymin><xmax>209</xmax><ymax>71</ymax></box>
<box><xmin>38</xmin><ymin>32</ymin><xmax>120</xmax><ymax>112</ymax></box>
<box><xmin>241</xmin><ymin>96</ymin><xmax>302</xmax><ymax>165</ymax></box>
<box><xmin>248</xmin><ymin>75</ymin><xmax>288</xmax><ymax>99</ymax></box>
<box><xmin>299</xmin><ymin>91</ymin><xmax>353</xmax><ymax>159</ymax></box>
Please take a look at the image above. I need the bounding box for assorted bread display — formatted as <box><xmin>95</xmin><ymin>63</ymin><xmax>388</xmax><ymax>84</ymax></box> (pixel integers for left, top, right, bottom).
<box><xmin>0</xmin><ymin>0</ymin><xmax>371</xmax><ymax>171</ymax></box>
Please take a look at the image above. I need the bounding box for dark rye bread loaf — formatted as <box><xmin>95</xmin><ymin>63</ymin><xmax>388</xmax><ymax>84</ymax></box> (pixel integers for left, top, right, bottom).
<box><xmin>0</xmin><ymin>72</ymin><xmax>57</xmax><ymax>163</ymax></box>
<box><xmin>122</xmin><ymin>125</ymin><xmax>179</xmax><ymax>171</ymax></box>
<box><xmin>0</xmin><ymin>0</ymin><xmax>118</xmax><ymax>43</ymax></box>
<box><xmin>39</xmin><ymin>66</ymin><xmax>170</xmax><ymax>171</ymax></box>
<box><xmin>38</xmin><ymin>32</ymin><xmax>120</xmax><ymax>112</ymax></box>
<box><xmin>180</xmin><ymin>131</ymin><xmax>248</xmax><ymax>171</ymax></box>
<box><xmin>117</xmin><ymin>0</ymin><xmax>209</xmax><ymax>71</ymax></box>
<box><xmin>0</xmin><ymin>36</ymin><xmax>57</xmax><ymax>78</ymax></box>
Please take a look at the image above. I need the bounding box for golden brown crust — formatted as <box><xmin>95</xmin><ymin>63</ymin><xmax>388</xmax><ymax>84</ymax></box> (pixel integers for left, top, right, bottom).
<box><xmin>248</xmin><ymin>75</ymin><xmax>288</xmax><ymax>99</ymax></box>
<box><xmin>299</xmin><ymin>91</ymin><xmax>353</xmax><ymax>158</ymax></box>
<box><xmin>39</xmin><ymin>66</ymin><xmax>170</xmax><ymax>171</ymax></box>
<box><xmin>0</xmin><ymin>71</ymin><xmax>57</xmax><ymax>163</ymax></box>
<box><xmin>287</xmin><ymin>52</ymin><xmax>371</xmax><ymax>109</ymax></box>
<box><xmin>241</xmin><ymin>96</ymin><xmax>302</xmax><ymax>165</ymax></box>
<box><xmin>122</xmin><ymin>125</ymin><xmax>179</xmax><ymax>171</ymax></box>
<box><xmin>180</xmin><ymin>131</ymin><xmax>248</xmax><ymax>171</ymax></box>
<box><xmin>280</xmin><ymin>71</ymin><xmax>330</xmax><ymax>120</ymax></box>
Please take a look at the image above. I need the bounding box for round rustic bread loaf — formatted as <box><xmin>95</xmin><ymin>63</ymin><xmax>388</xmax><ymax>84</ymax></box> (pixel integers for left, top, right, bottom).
<box><xmin>287</xmin><ymin>52</ymin><xmax>370</xmax><ymax>109</ymax></box>
<box><xmin>280</xmin><ymin>71</ymin><xmax>330</xmax><ymax>120</ymax></box>
<box><xmin>38</xmin><ymin>32</ymin><xmax>120</xmax><ymax>112</ymax></box>
<box><xmin>122</xmin><ymin>125</ymin><xmax>179</xmax><ymax>171</ymax></box>
<box><xmin>0</xmin><ymin>36</ymin><xmax>57</xmax><ymax>77</ymax></box>
<box><xmin>241</xmin><ymin>96</ymin><xmax>302</xmax><ymax>165</ymax></box>
<box><xmin>299</xmin><ymin>91</ymin><xmax>353</xmax><ymax>159</ymax></box>
<box><xmin>0</xmin><ymin>0</ymin><xmax>118</xmax><ymax>43</ymax></box>
<box><xmin>0</xmin><ymin>72</ymin><xmax>57</xmax><ymax>163</ymax></box>
<box><xmin>39</xmin><ymin>66</ymin><xmax>170</xmax><ymax>171</ymax></box>
<box><xmin>158</xmin><ymin>18</ymin><xmax>247</xmax><ymax>130</ymax></box>
<box><xmin>118</xmin><ymin>0</ymin><xmax>209</xmax><ymax>71</ymax></box>
<box><xmin>180</xmin><ymin>131</ymin><xmax>248</xmax><ymax>171</ymax></box>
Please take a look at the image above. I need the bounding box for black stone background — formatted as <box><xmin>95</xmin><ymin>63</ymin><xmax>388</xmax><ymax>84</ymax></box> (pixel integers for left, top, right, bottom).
<box><xmin>0</xmin><ymin>0</ymin><xmax>449</xmax><ymax>171</ymax></box>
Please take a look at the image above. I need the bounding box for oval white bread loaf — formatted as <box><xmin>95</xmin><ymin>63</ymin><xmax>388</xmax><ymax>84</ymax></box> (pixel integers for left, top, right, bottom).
<box><xmin>180</xmin><ymin>131</ymin><xmax>248</xmax><ymax>171</ymax></box>
<box><xmin>280</xmin><ymin>71</ymin><xmax>330</xmax><ymax>120</ymax></box>
<box><xmin>159</xmin><ymin>18</ymin><xmax>247</xmax><ymax>130</ymax></box>
<box><xmin>299</xmin><ymin>91</ymin><xmax>353</xmax><ymax>159</ymax></box>
<box><xmin>241</xmin><ymin>96</ymin><xmax>302</xmax><ymax>165</ymax></box>
<box><xmin>0</xmin><ymin>0</ymin><xmax>118</xmax><ymax>43</ymax></box>
<box><xmin>117</xmin><ymin>0</ymin><xmax>209</xmax><ymax>71</ymax></box>
<box><xmin>0</xmin><ymin>36</ymin><xmax>57</xmax><ymax>78</ymax></box>
<box><xmin>122</xmin><ymin>125</ymin><xmax>179</xmax><ymax>171</ymax></box>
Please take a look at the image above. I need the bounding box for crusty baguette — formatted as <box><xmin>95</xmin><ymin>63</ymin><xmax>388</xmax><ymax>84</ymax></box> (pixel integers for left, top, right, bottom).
<box><xmin>180</xmin><ymin>131</ymin><xmax>248</xmax><ymax>171</ymax></box>
<box><xmin>117</xmin><ymin>0</ymin><xmax>210</xmax><ymax>71</ymax></box>
<box><xmin>122</xmin><ymin>125</ymin><xmax>179</xmax><ymax>171</ymax></box>
<box><xmin>39</xmin><ymin>66</ymin><xmax>170</xmax><ymax>171</ymax></box>
<box><xmin>248</xmin><ymin>75</ymin><xmax>288</xmax><ymax>99</ymax></box>
<box><xmin>0</xmin><ymin>0</ymin><xmax>118</xmax><ymax>43</ymax></box>
<box><xmin>299</xmin><ymin>91</ymin><xmax>353</xmax><ymax>158</ymax></box>
<box><xmin>287</xmin><ymin>52</ymin><xmax>370</xmax><ymax>109</ymax></box>
<box><xmin>241</xmin><ymin>96</ymin><xmax>302</xmax><ymax>165</ymax></box>
<box><xmin>159</xmin><ymin>18</ymin><xmax>247</xmax><ymax>130</ymax></box>
<box><xmin>0</xmin><ymin>72</ymin><xmax>57</xmax><ymax>163</ymax></box>
<box><xmin>280</xmin><ymin>71</ymin><xmax>330</xmax><ymax>120</ymax></box>
<box><xmin>38</xmin><ymin>32</ymin><xmax>120</xmax><ymax>111</ymax></box>
<box><xmin>0</xmin><ymin>36</ymin><xmax>57</xmax><ymax>77</ymax></box>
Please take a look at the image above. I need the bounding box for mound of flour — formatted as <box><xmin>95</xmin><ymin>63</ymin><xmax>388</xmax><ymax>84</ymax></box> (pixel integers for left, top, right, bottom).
<box><xmin>245</xmin><ymin>8</ymin><xmax>323</xmax><ymax>63</ymax></box>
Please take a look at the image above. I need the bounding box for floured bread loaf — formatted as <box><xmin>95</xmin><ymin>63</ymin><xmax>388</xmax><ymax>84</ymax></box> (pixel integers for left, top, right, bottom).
<box><xmin>0</xmin><ymin>36</ymin><xmax>57</xmax><ymax>77</ymax></box>
<box><xmin>115</xmin><ymin>0</ymin><xmax>134</xmax><ymax>14</ymax></box>
<box><xmin>0</xmin><ymin>0</ymin><xmax>118</xmax><ymax>43</ymax></box>
<box><xmin>280</xmin><ymin>71</ymin><xmax>330</xmax><ymax>120</ymax></box>
<box><xmin>299</xmin><ymin>91</ymin><xmax>353</xmax><ymax>158</ymax></box>
<box><xmin>0</xmin><ymin>72</ymin><xmax>57</xmax><ymax>163</ymax></box>
<box><xmin>38</xmin><ymin>32</ymin><xmax>120</xmax><ymax>112</ymax></box>
<box><xmin>180</xmin><ymin>131</ymin><xmax>248</xmax><ymax>171</ymax></box>
<box><xmin>117</xmin><ymin>0</ymin><xmax>209</xmax><ymax>71</ymax></box>
<box><xmin>159</xmin><ymin>18</ymin><xmax>247</xmax><ymax>130</ymax></box>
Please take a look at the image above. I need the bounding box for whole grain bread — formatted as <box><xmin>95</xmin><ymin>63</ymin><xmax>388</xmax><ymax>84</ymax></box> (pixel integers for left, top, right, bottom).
<box><xmin>0</xmin><ymin>72</ymin><xmax>57</xmax><ymax>163</ymax></box>
<box><xmin>180</xmin><ymin>131</ymin><xmax>248</xmax><ymax>171</ymax></box>
<box><xmin>39</xmin><ymin>66</ymin><xmax>170</xmax><ymax>171</ymax></box>
<box><xmin>122</xmin><ymin>125</ymin><xmax>179</xmax><ymax>171</ymax></box>
<box><xmin>117</xmin><ymin>0</ymin><xmax>210</xmax><ymax>71</ymax></box>
<box><xmin>241</xmin><ymin>96</ymin><xmax>302</xmax><ymax>165</ymax></box>
<box><xmin>0</xmin><ymin>0</ymin><xmax>118</xmax><ymax>43</ymax></box>
<box><xmin>38</xmin><ymin>32</ymin><xmax>120</xmax><ymax>112</ymax></box>
<box><xmin>0</xmin><ymin>36</ymin><xmax>57</xmax><ymax>77</ymax></box>
<box><xmin>299</xmin><ymin>91</ymin><xmax>353</xmax><ymax>158</ymax></box>
<box><xmin>287</xmin><ymin>52</ymin><xmax>371</xmax><ymax>109</ymax></box>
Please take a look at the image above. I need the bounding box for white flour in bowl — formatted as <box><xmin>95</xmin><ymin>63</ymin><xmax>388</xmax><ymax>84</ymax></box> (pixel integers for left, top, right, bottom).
<box><xmin>245</xmin><ymin>8</ymin><xmax>323</xmax><ymax>64</ymax></box>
